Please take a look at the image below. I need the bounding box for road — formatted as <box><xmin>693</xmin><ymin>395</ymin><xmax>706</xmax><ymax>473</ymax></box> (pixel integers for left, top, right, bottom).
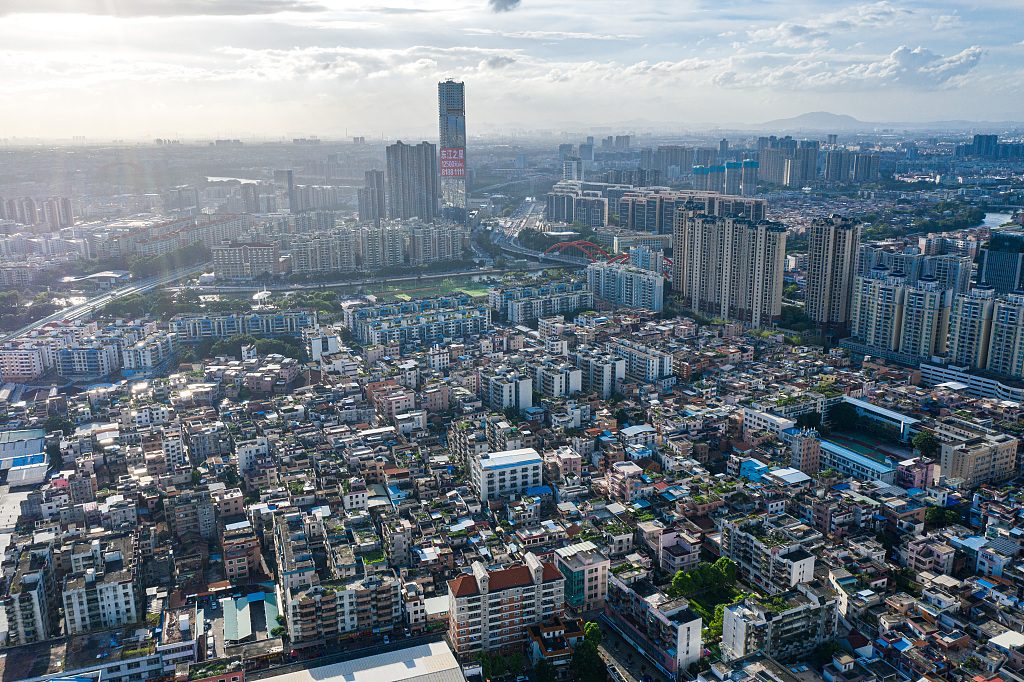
<box><xmin>488</xmin><ymin>200</ymin><xmax>593</xmax><ymax>267</ymax></box>
<box><xmin>0</xmin><ymin>262</ymin><xmax>211</xmax><ymax>345</ymax></box>
<box><xmin>164</xmin><ymin>261</ymin><xmax>556</xmax><ymax>296</ymax></box>
<box><xmin>598</xmin><ymin>625</ymin><xmax>670</xmax><ymax>682</ymax></box>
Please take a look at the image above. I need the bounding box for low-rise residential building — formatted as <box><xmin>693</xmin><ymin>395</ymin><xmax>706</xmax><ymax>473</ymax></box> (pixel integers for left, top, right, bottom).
<box><xmin>721</xmin><ymin>581</ymin><xmax>839</xmax><ymax>662</ymax></box>
<box><xmin>554</xmin><ymin>541</ymin><xmax>610</xmax><ymax>611</ymax></box>
<box><xmin>470</xmin><ymin>448</ymin><xmax>543</xmax><ymax>503</ymax></box>
<box><xmin>604</xmin><ymin>574</ymin><xmax>702</xmax><ymax>677</ymax></box>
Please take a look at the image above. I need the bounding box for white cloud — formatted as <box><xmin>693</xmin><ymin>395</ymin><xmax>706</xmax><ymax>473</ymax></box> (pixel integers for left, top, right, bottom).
<box><xmin>464</xmin><ymin>28</ymin><xmax>639</xmax><ymax>41</ymax></box>
<box><xmin>0</xmin><ymin>0</ymin><xmax>1010</xmax><ymax>136</ymax></box>
<box><xmin>0</xmin><ymin>0</ymin><xmax>325</xmax><ymax>16</ymax></box>
<box><xmin>748</xmin><ymin>23</ymin><xmax>829</xmax><ymax>49</ymax></box>
<box><xmin>711</xmin><ymin>45</ymin><xmax>984</xmax><ymax>89</ymax></box>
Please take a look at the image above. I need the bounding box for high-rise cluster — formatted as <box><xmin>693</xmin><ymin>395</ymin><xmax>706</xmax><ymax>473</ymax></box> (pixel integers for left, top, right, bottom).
<box><xmin>671</xmin><ymin>205</ymin><xmax>787</xmax><ymax>329</ymax></box>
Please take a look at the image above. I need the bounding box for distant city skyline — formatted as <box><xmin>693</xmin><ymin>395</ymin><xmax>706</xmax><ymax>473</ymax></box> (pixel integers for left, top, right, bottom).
<box><xmin>0</xmin><ymin>0</ymin><xmax>1019</xmax><ymax>139</ymax></box>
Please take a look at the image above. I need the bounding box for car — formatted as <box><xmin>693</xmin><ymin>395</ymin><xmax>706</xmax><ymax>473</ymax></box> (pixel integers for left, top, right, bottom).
<box><xmin>516</xmin><ymin>676</ymin><xmax>529</xmax><ymax>682</ymax></box>
<box><xmin>383</xmin><ymin>635</ymin><xmax>390</xmax><ymax>644</ymax></box>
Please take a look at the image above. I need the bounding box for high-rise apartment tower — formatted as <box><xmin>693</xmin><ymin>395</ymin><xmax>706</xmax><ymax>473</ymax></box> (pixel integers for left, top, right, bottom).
<box><xmin>806</xmin><ymin>216</ymin><xmax>861</xmax><ymax>338</ymax></box>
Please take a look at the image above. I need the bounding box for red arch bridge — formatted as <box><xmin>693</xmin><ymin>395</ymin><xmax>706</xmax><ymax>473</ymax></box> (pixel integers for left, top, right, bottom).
<box><xmin>541</xmin><ymin>241</ymin><xmax>672</xmax><ymax>276</ymax></box>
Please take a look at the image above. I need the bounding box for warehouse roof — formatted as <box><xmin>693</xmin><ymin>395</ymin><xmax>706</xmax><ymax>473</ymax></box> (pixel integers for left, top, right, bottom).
<box><xmin>261</xmin><ymin>641</ymin><xmax>465</xmax><ymax>682</ymax></box>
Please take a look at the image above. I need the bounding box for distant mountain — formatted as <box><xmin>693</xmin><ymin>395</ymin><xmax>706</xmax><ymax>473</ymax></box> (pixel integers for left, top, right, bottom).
<box><xmin>757</xmin><ymin>112</ymin><xmax>867</xmax><ymax>131</ymax></box>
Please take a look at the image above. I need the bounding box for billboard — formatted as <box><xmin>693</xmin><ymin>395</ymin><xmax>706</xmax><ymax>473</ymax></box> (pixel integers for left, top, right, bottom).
<box><xmin>440</xmin><ymin>147</ymin><xmax>466</xmax><ymax>177</ymax></box>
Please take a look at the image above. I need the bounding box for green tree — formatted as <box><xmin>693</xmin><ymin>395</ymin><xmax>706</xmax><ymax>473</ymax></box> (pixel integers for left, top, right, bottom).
<box><xmin>714</xmin><ymin>557</ymin><xmax>738</xmax><ymax>585</ymax></box>
<box><xmin>707</xmin><ymin>604</ymin><xmax>726</xmax><ymax>639</ymax></box>
<box><xmin>829</xmin><ymin>401</ymin><xmax>858</xmax><ymax>431</ymax></box>
<box><xmin>615</xmin><ymin>408</ymin><xmax>630</xmax><ymax>426</ymax></box>
<box><xmin>46</xmin><ymin>442</ymin><xmax>63</xmax><ymax>470</ymax></box>
<box><xmin>570</xmin><ymin>640</ymin><xmax>605</xmax><ymax>682</ymax></box>
<box><xmin>535</xmin><ymin>660</ymin><xmax>557</xmax><ymax>682</ymax></box>
<box><xmin>221</xmin><ymin>468</ymin><xmax>239</xmax><ymax>487</ymax></box>
<box><xmin>508</xmin><ymin>653</ymin><xmax>524</xmax><ymax>677</ymax></box>
<box><xmin>925</xmin><ymin>506</ymin><xmax>946</xmax><ymax>527</ymax></box>
<box><xmin>474</xmin><ymin>653</ymin><xmax>492</xmax><ymax>680</ymax></box>
<box><xmin>668</xmin><ymin>570</ymin><xmax>695</xmax><ymax>597</ymax></box>
<box><xmin>271</xmin><ymin>625</ymin><xmax>286</xmax><ymax>637</ymax></box>
<box><xmin>913</xmin><ymin>431</ymin><xmax>939</xmax><ymax>459</ymax></box>
<box><xmin>584</xmin><ymin>621</ymin><xmax>602</xmax><ymax>647</ymax></box>
<box><xmin>491</xmin><ymin>654</ymin><xmax>507</xmax><ymax>678</ymax></box>
<box><xmin>795</xmin><ymin>412</ymin><xmax>822</xmax><ymax>430</ymax></box>
<box><xmin>191</xmin><ymin>470</ymin><xmax>202</xmax><ymax>485</ymax></box>
<box><xmin>44</xmin><ymin>415</ymin><xmax>74</xmax><ymax>436</ymax></box>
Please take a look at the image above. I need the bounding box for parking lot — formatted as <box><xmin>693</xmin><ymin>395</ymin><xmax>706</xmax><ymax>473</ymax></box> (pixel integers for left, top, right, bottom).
<box><xmin>199</xmin><ymin>598</ymin><xmax>226</xmax><ymax>659</ymax></box>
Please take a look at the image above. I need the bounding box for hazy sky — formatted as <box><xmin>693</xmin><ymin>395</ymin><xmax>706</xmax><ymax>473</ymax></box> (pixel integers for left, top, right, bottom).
<box><xmin>1</xmin><ymin>0</ymin><xmax>1020</xmax><ymax>139</ymax></box>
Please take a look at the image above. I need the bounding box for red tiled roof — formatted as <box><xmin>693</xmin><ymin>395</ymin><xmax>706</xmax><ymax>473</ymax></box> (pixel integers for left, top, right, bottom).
<box><xmin>489</xmin><ymin>565</ymin><xmax>533</xmax><ymax>590</ymax></box>
<box><xmin>542</xmin><ymin>563</ymin><xmax>563</xmax><ymax>582</ymax></box>
<box><xmin>451</xmin><ymin>561</ymin><xmax>564</xmax><ymax>597</ymax></box>
<box><xmin>449</xmin><ymin>574</ymin><xmax>478</xmax><ymax>597</ymax></box>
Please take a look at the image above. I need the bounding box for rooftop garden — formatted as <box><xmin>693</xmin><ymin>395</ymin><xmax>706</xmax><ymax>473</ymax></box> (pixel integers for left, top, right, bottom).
<box><xmin>189</xmin><ymin>659</ymin><xmax>242</xmax><ymax>681</ymax></box>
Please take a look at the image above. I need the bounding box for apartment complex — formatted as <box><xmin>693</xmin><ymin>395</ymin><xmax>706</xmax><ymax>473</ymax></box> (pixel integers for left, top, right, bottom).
<box><xmin>569</xmin><ymin>346</ymin><xmax>625</xmax><ymax>399</ymax></box>
<box><xmin>360</xmin><ymin>225</ymin><xmax>406</xmax><ymax>269</ymax></box>
<box><xmin>934</xmin><ymin>419</ymin><xmax>1018</xmax><ymax>487</ymax></box>
<box><xmin>587</xmin><ymin>261</ymin><xmax>665</xmax><ymax>312</ymax></box>
<box><xmin>283</xmin><ymin>572</ymin><xmax>402</xmax><ymax>648</ymax></box>
<box><xmin>478</xmin><ymin>366</ymin><xmax>533</xmax><ymax>413</ymax></box>
<box><xmin>609</xmin><ymin>339</ymin><xmax>673</xmax><ymax>382</ymax></box>
<box><xmin>3</xmin><ymin>547</ymin><xmax>60</xmax><ymax>646</ymax></box>
<box><xmin>447</xmin><ymin>553</ymin><xmax>565</xmax><ymax>659</ymax></box>
<box><xmin>344</xmin><ymin>297</ymin><xmax>490</xmax><ymax>349</ymax></box>
<box><xmin>0</xmin><ymin>346</ymin><xmax>46</xmax><ymax>380</ymax></box>
<box><xmin>211</xmin><ymin>242</ymin><xmax>279</xmax><ymax>280</ymax></box>
<box><xmin>170</xmin><ymin>309</ymin><xmax>317</xmax><ymax>340</ymax></box>
<box><xmin>55</xmin><ymin>341</ymin><xmax>121</xmax><ymax>379</ymax></box>
<box><xmin>290</xmin><ymin>231</ymin><xmax>358</xmax><ymax>273</ymax></box>
<box><xmin>122</xmin><ymin>332</ymin><xmax>177</xmax><ymax>377</ymax></box>
<box><xmin>672</xmin><ymin>211</ymin><xmax>787</xmax><ymax>328</ymax></box>
<box><xmin>946</xmin><ymin>289</ymin><xmax>1024</xmax><ymax>380</ymax></box>
<box><xmin>409</xmin><ymin>225</ymin><xmax>465</xmax><ymax>265</ymax></box>
<box><xmin>848</xmin><ymin>267</ymin><xmax>952</xmax><ymax>363</ymax></box>
<box><xmin>63</xmin><ymin>565</ymin><xmax>138</xmax><ymax>635</ymax></box>
<box><xmin>489</xmin><ymin>281</ymin><xmax>593</xmax><ymax>325</ymax></box>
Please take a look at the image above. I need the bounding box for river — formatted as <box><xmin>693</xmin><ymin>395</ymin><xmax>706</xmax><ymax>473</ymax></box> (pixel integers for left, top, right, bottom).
<box><xmin>983</xmin><ymin>212</ymin><xmax>1015</xmax><ymax>230</ymax></box>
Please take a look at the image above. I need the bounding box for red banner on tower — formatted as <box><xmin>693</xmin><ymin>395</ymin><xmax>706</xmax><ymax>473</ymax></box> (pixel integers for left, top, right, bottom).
<box><xmin>440</xmin><ymin>148</ymin><xmax>465</xmax><ymax>177</ymax></box>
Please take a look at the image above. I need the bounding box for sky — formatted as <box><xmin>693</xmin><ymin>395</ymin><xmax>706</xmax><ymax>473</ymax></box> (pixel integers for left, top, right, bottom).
<box><xmin>0</xmin><ymin>0</ymin><xmax>1020</xmax><ymax>140</ymax></box>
